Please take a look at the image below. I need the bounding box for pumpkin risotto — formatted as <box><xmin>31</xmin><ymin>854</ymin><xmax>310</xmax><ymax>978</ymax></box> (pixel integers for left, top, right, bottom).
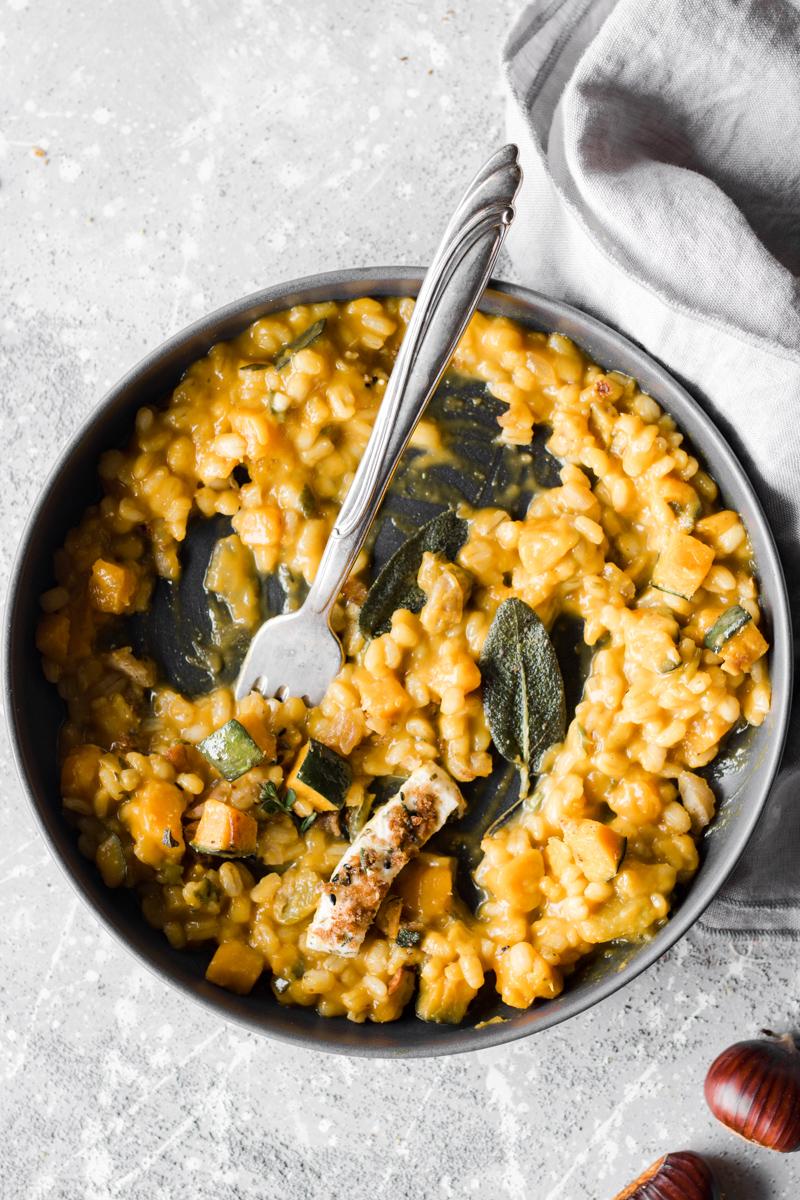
<box><xmin>37</xmin><ymin>299</ymin><xmax>771</xmax><ymax>1024</ymax></box>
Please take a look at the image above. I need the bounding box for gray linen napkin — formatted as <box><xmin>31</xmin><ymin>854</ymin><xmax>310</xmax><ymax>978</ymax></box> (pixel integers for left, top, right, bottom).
<box><xmin>503</xmin><ymin>0</ymin><xmax>800</xmax><ymax>935</ymax></box>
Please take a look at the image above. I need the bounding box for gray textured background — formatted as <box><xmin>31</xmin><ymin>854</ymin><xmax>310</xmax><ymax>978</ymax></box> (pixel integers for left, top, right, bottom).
<box><xmin>1</xmin><ymin>2</ymin><xmax>798</xmax><ymax>1197</ymax></box>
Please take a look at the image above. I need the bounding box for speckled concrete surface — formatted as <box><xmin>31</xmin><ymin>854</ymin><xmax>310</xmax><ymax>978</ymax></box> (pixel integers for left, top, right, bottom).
<box><xmin>1</xmin><ymin>2</ymin><xmax>798</xmax><ymax>1197</ymax></box>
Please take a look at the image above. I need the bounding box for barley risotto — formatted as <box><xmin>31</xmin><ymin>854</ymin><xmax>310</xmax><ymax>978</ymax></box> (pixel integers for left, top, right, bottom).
<box><xmin>37</xmin><ymin>299</ymin><xmax>771</xmax><ymax>1024</ymax></box>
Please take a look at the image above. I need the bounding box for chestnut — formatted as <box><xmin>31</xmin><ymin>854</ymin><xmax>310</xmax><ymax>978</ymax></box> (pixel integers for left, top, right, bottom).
<box><xmin>613</xmin><ymin>1151</ymin><xmax>719</xmax><ymax>1199</ymax></box>
<box><xmin>705</xmin><ymin>1030</ymin><xmax>800</xmax><ymax>1152</ymax></box>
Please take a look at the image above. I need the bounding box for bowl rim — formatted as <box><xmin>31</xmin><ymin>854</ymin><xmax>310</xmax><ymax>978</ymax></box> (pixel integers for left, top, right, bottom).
<box><xmin>5</xmin><ymin>266</ymin><xmax>793</xmax><ymax>1058</ymax></box>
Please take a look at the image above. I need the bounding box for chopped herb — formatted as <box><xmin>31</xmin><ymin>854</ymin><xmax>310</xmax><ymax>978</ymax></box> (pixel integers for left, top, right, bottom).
<box><xmin>162</xmin><ymin>828</ymin><xmax>179</xmax><ymax>848</ymax></box>
<box><xmin>298</xmin><ymin>484</ymin><xmax>318</xmax><ymax>518</ymax></box>
<box><xmin>239</xmin><ymin>361</ymin><xmax>271</xmax><ymax>372</ymax></box>
<box><xmin>299</xmin><ymin>813</ymin><xmax>317</xmax><ymax>834</ymax></box>
<box><xmin>274</xmin><ymin>318</ymin><xmax>327</xmax><ymax>370</ymax></box>
<box><xmin>257</xmin><ymin>780</ymin><xmax>296</xmax><ymax>817</ymax></box>
<box><xmin>396</xmin><ymin>927</ymin><xmax>421</xmax><ymax>948</ymax></box>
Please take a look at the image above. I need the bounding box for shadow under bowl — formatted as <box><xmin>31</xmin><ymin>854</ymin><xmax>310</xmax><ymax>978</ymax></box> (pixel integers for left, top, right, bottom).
<box><xmin>4</xmin><ymin>268</ymin><xmax>792</xmax><ymax>1057</ymax></box>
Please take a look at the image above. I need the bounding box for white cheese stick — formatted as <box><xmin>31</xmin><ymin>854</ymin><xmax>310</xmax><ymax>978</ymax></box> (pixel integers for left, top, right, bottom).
<box><xmin>306</xmin><ymin>764</ymin><xmax>465</xmax><ymax>957</ymax></box>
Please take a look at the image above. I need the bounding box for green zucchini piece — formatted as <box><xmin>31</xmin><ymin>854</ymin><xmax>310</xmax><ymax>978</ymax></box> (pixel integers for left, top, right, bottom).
<box><xmin>479</xmin><ymin>598</ymin><xmax>566</xmax><ymax>776</ymax></box>
<box><xmin>198</xmin><ymin>719</ymin><xmax>264</xmax><ymax>782</ymax></box>
<box><xmin>703</xmin><ymin>605</ymin><xmax>752</xmax><ymax>653</ymax></box>
<box><xmin>343</xmin><ymin>792</ymin><xmax>375</xmax><ymax>841</ymax></box>
<box><xmin>359</xmin><ymin>509</ymin><xmax>469</xmax><ymax>638</ymax></box>
<box><xmin>286</xmin><ymin>739</ymin><xmax>352</xmax><ymax>811</ymax></box>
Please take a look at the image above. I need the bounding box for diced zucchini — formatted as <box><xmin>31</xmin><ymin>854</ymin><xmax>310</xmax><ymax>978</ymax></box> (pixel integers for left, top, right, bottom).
<box><xmin>198</xmin><ymin>719</ymin><xmax>264</xmax><ymax>782</ymax></box>
<box><xmin>285</xmin><ymin>739</ymin><xmax>351</xmax><ymax>812</ymax></box>
<box><xmin>564</xmin><ymin>819</ymin><xmax>627</xmax><ymax>883</ymax></box>
<box><xmin>395</xmin><ymin>853</ymin><xmax>456</xmax><ymax>921</ymax></box>
<box><xmin>721</xmin><ymin>621</ymin><xmax>768</xmax><ymax>672</ymax></box>
<box><xmin>703</xmin><ymin>605</ymin><xmax>752</xmax><ymax>653</ymax></box>
<box><xmin>205</xmin><ymin>940</ymin><xmax>264</xmax><ymax>994</ymax></box>
<box><xmin>342</xmin><ymin>790</ymin><xmax>374</xmax><ymax>841</ymax></box>
<box><xmin>651</xmin><ymin>532</ymin><xmax>714</xmax><ymax>600</ymax></box>
<box><xmin>190</xmin><ymin>798</ymin><xmax>258</xmax><ymax>858</ymax></box>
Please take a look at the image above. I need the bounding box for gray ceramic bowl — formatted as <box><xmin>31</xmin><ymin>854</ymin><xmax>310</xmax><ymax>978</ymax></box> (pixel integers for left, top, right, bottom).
<box><xmin>5</xmin><ymin>268</ymin><xmax>792</xmax><ymax>1057</ymax></box>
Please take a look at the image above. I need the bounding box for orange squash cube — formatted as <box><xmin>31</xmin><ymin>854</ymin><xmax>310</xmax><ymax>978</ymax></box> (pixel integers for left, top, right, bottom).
<box><xmin>60</xmin><ymin>744</ymin><xmax>103</xmax><ymax>800</ymax></box>
<box><xmin>206</xmin><ymin>940</ymin><xmax>263</xmax><ymax>994</ymax></box>
<box><xmin>395</xmin><ymin>853</ymin><xmax>456</xmax><ymax>921</ymax></box>
<box><xmin>191</xmin><ymin>798</ymin><xmax>258</xmax><ymax>857</ymax></box>
<box><xmin>121</xmin><ymin>779</ymin><xmax>186</xmax><ymax>867</ymax></box>
<box><xmin>36</xmin><ymin>612</ymin><xmax>71</xmax><ymax>663</ymax></box>
<box><xmin>88</xmin><ymin>558</ymin><xmax>137</xmax><ymax>614</ymax></box>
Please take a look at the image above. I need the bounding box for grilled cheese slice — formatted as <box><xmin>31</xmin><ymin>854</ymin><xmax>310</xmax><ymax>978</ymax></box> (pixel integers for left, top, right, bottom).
<box><xmin>306</xmin><ymin>764</ymin><xmax>465</xmax><ymax>957</ymax></box>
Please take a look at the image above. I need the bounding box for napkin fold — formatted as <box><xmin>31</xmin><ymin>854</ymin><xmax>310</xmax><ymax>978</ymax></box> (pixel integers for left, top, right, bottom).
<box><xmin>503</xmin><ymin>0</ymin><xmax>800</xmax><ymax>935</ymax></box>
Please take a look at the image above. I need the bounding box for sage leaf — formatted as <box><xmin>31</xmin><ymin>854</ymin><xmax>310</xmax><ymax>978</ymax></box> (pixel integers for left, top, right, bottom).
<box><xmin>359</xmin><ymin>510</ymin><xmax>468</xmax><ymax>638</ymax></box>
<box><xmin>479</xmin><ymin>597</ymin><xmax>566</xmax><ymax>777</ymax></box>
<box><xmin>274</xmin><ymin>318</ymin><xmax>326</xmax><ymax>370</ymax></box>
<box><xmin>299</xmin><ymin>484</ymin><xmax>318</xmax><ymax>518</ymax></box>
<box><xmin>239</xmin><ymin>318</ymin><xmax>327</xmax><ymax>373</ymax></box>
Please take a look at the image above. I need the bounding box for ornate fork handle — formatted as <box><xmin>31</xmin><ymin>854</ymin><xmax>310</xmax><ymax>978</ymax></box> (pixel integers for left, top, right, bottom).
<box><xmin>303</xmin><ymin>143</ymin><xmax>522</xmax><ymax>619</ymax></box>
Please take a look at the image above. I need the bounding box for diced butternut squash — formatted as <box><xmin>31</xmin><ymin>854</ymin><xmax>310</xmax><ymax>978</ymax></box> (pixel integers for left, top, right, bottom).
<box><xmin>191</xmin><ymin>797</ymin><xmax>257</xmax><ymax>858</ymax></box>
<box><xmin>564</xmin><ymin>819</ymin><xmax>627</xmax><ymax>883</ymax></box>
<box><xmin>60</xmin><ymin>743</ymin><xmax>103</xmax><ymax>800</ymax></box>
<box><xmin>121</xmin><ymin>779</ymin><xmax>186</xmax><ymax>868</ymax></box>
<box><xmin>721</xmin><ymin>620</ymin><xmax>768</xmax><ymax>673</ymax></box>
<box><xmin>652</xmin><ymin>532</ymin><xmax>714</xmax><ymax>600</ymax></box>
<box><xmin>205</xmin><ymin>940</ymin><xmax>263</xmax><ymax>994</ymax></box>
<box><xmin>88</xmin><ymin>558</ymin><xmax>137</xmax><ymax>614</ymax></box>
<box><xmin>694</xmin><ymin>510</ymin><xmax>742</xmax><ymax>549</ymax></box>
<box><xmin>36</xmin><ymin>612</ymin><xmax>71</xmax><ymax>663</ymax></box>
<box><xmin>395</xmin><ymin>853</ymin><xmax>456</xmax><ymax>921</ymax></box>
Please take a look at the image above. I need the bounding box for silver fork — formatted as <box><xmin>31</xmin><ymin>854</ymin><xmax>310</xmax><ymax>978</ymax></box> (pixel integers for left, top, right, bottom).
<box><xmin>235</xmin><ymin>144</ymin><xmax>522</xmax><ymax>705</ymax></box>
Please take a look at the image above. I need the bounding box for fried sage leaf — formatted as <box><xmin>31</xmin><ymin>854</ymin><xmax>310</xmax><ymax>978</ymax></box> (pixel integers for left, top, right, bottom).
<box><xmin>359</xmin><ymin>510</ymin><xmax>469</xmax><ymax>638</ymax></box>
<box><xmin>240</xmin><ymin>318</ymin><xmax>327</xmax><ymax>372</ymax></box>
<box><xmin>479</xmin><ymin>598</ymin><xmax>566</xmax><ymax>777</ymax></box>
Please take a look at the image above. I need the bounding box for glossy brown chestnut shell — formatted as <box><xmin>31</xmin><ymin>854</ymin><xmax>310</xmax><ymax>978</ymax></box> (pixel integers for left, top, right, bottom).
<box><xmin>705</xmin><ymin>1032</ymin><xmax>800</xmax><ymax>1152</ymax></box>
<box><xmin>613</xmin><ymin>1151</ymin><xmax>719</xmax><ymax>1199</ymax></box>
